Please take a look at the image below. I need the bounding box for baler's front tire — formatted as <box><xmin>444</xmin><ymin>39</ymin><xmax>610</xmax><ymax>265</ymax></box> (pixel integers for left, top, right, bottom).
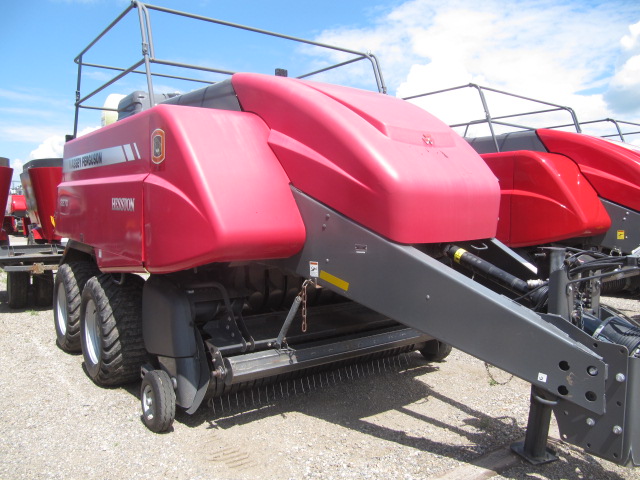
<box><xmin>419</xmin><ymin>340</ymin><xmax>453</xmax><ymax>363</ymax></box>
<box><xmin>80</xmin><ymin>273</ymin><xmax>146</xmax><ymax>386</ymax></box>
<box><xmin>7</xmin><ymin>271</ymin><xmax>29</xmax><ymax>309</ymax></box>
<box><xmin>141</xmin><ymin>370</ymin><xmax>176</xmax><ymax>433</ymax></box>
<box><xmin>54</xmin><ymin>262</ymin><xmax>100</xmax><ymax>353</ymax></box>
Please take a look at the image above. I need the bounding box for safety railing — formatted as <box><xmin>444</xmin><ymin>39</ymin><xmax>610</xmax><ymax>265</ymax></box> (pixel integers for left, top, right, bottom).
<box><xmin>72</xmin><ymin>1</ymin><xmax>387</xmax><ymax>137</ymax></box>
<box><xmin>403</xmin><ymin>83</ymin><xmax>640</xmax><ymax>148</ymax></box>
<box><xmin>402</xmin><ymin>83</ymin><xmax>582</xmax><ymax>153</ymax></box>
<box><xmin>576</xmin><ymin>118</ymin><xmax>640</xmax><ymax>143</ymax></box>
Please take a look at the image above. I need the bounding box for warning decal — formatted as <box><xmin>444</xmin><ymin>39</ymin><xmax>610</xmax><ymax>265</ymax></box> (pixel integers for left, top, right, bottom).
<box><xmin>309</xmin><ymin>261</ymin><xmax>319</xmax><ymax>278</ymax></box>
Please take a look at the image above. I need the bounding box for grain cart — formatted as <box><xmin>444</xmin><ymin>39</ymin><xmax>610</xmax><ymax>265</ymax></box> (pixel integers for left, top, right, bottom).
<box><xmin>20</xmin><ymin>158</ymin><xmax>64</xmax><ymax>245</ymax></box>
<box><xmin>0</xmin><ymin>159</ymin><xmax>65</xmax><ymax>308</ymax></box>
<box><xmin>404</xmin><ymin>85</ymin><xmax>640</xmax><ymax>277</ymax></box>
<box><xmin>55</xmin><ymin>2</ymin><xmax>640</xmax><ymax>468</ymax></box>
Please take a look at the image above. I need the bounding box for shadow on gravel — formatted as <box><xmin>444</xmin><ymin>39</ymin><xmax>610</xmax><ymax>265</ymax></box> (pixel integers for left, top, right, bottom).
<box><xmin>0</xmin><ymin>297</ymin><xmax>53</xmax><ymax>314</ymax></box>
<box><xmin>499</xmin><ymin>445</ymin><xmax>627</xmax><ymax>480</ymax></box>
<box><xmin>106</xmin><ymin>350</ymin><xmax>628</xmax><ymax>479</ymax></box>
<box><xmin>177</xmin><ymin>353</ymin><xmax>523</xmax><ymax>465</ymax></box>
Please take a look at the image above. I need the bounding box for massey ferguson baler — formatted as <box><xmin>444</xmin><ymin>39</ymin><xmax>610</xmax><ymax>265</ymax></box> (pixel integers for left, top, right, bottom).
<box><xmin>54</xmin><ymin>1</ymin><xmax>640</xmax><ymax>468</ymax></box>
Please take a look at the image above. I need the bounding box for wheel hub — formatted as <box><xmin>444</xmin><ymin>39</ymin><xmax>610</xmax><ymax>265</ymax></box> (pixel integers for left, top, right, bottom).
<box><xmin>84</xmin><ymin>298</ymin><xmax>101</xmax><ymax>365</ymax></box>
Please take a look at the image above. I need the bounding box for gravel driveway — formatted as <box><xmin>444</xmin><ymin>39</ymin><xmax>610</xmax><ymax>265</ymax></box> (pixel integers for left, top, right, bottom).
<box><xmin>0</xmin><ymin>267</ymin><xmax>638</xmax><ymax>480</ymax></box>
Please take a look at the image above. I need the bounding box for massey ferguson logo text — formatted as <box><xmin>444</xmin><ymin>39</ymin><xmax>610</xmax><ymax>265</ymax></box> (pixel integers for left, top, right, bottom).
<box><xmin>112</xmin><ymin>197</ymin><xmax>135</xmax><ymax>212</ymax></box>
<box><xmin>70</xmin><ymin>152</ymin><xmax>102</xmax><ymax>170</ymax></box>
<box><xmin>63</xmin><ymin>143</ymin><xmax>140</xmax><ymax>173</ymax></box>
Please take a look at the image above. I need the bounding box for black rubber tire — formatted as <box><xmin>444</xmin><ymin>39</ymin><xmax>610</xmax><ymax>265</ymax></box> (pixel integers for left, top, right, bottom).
<box><xmin>54</xmin><ymin>262</ymin><xmax>100</xmax><ymax>353</ymax></box>
<box><xmin>141</xmin><ymin>370</ymin><xmax>176</xmax><ymax>433</ymax></box>
<box><xmin>7</xmin><ymin>271</ymin><xmax>30</xmax><ymax>309</ymax></box>
<box><xmin>419</xmin><ymin>340</ymin><xmax>453</xmax><ymax>363</ymax></box>
<box><xmin>80</xmin><ymin>273</ymin><xmax>146</xmax><ymax>386</ymax></box>
<box><xmin>33</xmin><ymin>271</ymin><xmax>54</xmax><ymax>307</ymax></box>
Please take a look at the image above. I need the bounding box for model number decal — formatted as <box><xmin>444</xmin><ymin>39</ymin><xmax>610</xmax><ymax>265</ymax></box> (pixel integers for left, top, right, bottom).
<box><xmin>64</xmin><ymin>143</ymin><xmax>140</xmax><ymax>172</ymax></box>
<box><xmin>112</xmin><ymin>197</ymin><xmax>135</xmax><ymax>212</ymax></box>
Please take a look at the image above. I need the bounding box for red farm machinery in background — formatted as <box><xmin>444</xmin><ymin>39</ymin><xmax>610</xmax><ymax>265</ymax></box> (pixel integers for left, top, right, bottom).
<box><xmin>0</xmin><ymin>158</ymin><xmax>14</xmax><ymax>246</ymax></box>
<box><xmin>405</xmin><ymin>85</ymin><xmax>640</xmax><ymax>292</ymax></box>
<box><xmin>21</xmin><ymin>158</ymin><xmax>64</xmax><ymax>245</ymax></box>
<box><xmin>49</xmin><ymin>1</ymin><xmax>640</xmax><ymax>469</ymax></box>
<box><xmin>4</xmin><ymin>191</ymin><xmax>27</xmax><ymax>237</ymax></box>
<box><xmin>0</xmin><ymin>158</ymin><xmax>64</xmax><ymax>308</ymax></box>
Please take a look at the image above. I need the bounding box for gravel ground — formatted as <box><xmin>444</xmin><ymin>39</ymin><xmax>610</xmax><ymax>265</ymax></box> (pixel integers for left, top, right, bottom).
<box><xmin>0</xmin><ymin>256</ymin><xmax>638</xmax><ymax>479</ymax></box>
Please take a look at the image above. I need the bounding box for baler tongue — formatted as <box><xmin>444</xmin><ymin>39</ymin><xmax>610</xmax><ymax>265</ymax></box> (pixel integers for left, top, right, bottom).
<box><xmin>268</xmin><ymin>189</ymin><xmax>640</xmax><ymax>466</ymax></box>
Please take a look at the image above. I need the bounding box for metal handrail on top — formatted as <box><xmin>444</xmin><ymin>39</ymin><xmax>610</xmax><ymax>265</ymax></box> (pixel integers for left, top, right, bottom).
<box><xmin>402</xmin><ymin>83</ymin><xmax>581</xmax><ymax>153</ymax></box>
<box><xmin>72</xmin><ymin>0</ymin><xmax>387</xmax><ymax>137</ymax></box>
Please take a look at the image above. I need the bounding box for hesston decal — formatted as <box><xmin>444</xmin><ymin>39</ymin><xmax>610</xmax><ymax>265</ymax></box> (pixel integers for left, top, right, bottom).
<box><xmin>111</xmin><ymin>197</ymin><xmax>135</xmax><ymax>212</ymax></box>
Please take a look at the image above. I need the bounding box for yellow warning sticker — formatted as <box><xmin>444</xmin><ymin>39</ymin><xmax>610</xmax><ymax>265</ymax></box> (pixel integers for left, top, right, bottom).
<box><xmin>617</xmin><ymin>230</ymin><xmax>625</xmax><ymax>240</ymax></box>
<box><xmin>453</xmin><ymin>248</ymin><xmax>467</xmax><ymax>264</ymax></box>
<box><xmin>319</xmin><ymin>270</ymin><xmax>350</xmax><ymax>291</ymax></box>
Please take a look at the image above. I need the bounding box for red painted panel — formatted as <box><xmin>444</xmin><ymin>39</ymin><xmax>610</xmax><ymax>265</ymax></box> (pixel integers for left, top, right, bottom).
<box><xmin>482</xmin><ymin>151</ymin><xmax>611</xmax><ymax>248</ymax></box>
<box><xmin>537</xmin><ymin>129</ymin><xmax>640</xmax><ymax>211</ymax></box>
<box><xmin>233</xmin><ymin>73</ymin><xmax>500</xmax><ymax>244</ymax></box>
<box><xmin>0</xmin><ymin>166</ymin><xmax>12</xmax><ymax>238</ymax></box>
<box><xmin>483</xmin><ymin>154</ymin><xmax>514</xmax><ymax>245</ymax></box>
<box><xmin>27</xmin><ymin>167</ymin><xmax>63</xmax><ymax>242</ymax></box>
<box><xmin>58</xmin><ymin>104</ymin><xmax>305</xmax><ymax>273</ymax></box>
<box><xmin>142</xmin><ymin>105</ymin><xmax>305</xmax><ymax>273</ymax></box>
<box><xmin>58</xmin><ymin>114</ymin><xmax>150</xmax><ymax>269</ymax></box>
<box><xmin>8</xmin><ymin>195</ymin><xmax>26</xmax><ymax>214</ymax></box>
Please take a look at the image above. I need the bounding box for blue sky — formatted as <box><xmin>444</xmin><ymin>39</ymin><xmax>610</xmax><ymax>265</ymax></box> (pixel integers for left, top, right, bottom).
<box><xmin>2</xmin><ymin>0</ymin><xmax>640</xmax><ymax>182</ymax></box>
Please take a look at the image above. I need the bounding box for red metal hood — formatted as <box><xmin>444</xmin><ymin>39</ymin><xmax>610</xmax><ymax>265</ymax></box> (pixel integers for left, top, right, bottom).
<box><xmin>232</xmin><ymin>73</ymin><xmax>500</xmax><ymax>244</ymax></box>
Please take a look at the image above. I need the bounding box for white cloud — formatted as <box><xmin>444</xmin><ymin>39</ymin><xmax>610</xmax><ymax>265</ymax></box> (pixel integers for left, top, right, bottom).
<box><xmin>29</xmin><ymin>135</ymin><xmax>65</xmax><ymax>160</ymax></box>
<box><xmin>605</xmin><ymin>20</ymin><xmax>640</xmax><ymax>114</ymax></box>
<box><xmin>621</xmin><ymin>20</ymin><xmax>640</xmax><ymax>50</ymax></box>
<box><xmin>11</xmin><ymin>159</ymin><xmax>23</xmax><ymax>177</ymax></box>
<box><xmin>28</xmin><ymin>126</ymin><xmax>99</xmax><ymax>160</ymax></box>
<box><xmin>312</xmin><ymin>0</ymin><xmax>640</xmax><ymax>128</ymax></box>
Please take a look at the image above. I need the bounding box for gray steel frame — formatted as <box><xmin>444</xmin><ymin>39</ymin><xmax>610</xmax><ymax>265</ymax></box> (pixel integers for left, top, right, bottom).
<box><xmin>0</xmin><ymin>243</ymin><xmax>64</xmax><ymax>272</ymax></box>
<box><xmin>72</xmin><ymin>1</ymin><xmax>387</xmax><ymax>136</ymax></box>
<box><xmin>594</xmin><ymin>199</ymin><xmax>640</xmax><ymax>254</ymax></box>
<box><xmin>273</xmin><ymin>188</ymin><xmax>638</xmax><ymax>466</ymax></box>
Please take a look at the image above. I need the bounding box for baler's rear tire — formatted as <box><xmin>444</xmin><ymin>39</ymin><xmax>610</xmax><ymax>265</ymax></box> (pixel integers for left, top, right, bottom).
<box><xmin>34</xmin><ymin>271</ymin><xmax>54</xmax><ymax>307</ymax></box>
<box><xmin>7</xmin><ymin>271</ymin><xmax>30</xmax><ymax>309</ymax></box>
<box><xmin>141</xmin><ymin>370</ymin><xmax>176</xmax><ymax>433</ymax></box>
<box><xmin>419</xmin><ymin>340</ymin><xmax>453</xmax><ymax>363</ymax></box>
<box><xmin>54</xmin><ymin>262</ymin><xmax>100</xmax><ymax>353</ymax></box>
<box><xmin>80</xmin><ymin>273</ymin><xmax>146</xmax><ymax>386</ymax></box>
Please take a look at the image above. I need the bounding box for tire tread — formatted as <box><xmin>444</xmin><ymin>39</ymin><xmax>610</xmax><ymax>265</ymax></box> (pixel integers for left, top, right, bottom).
<box><xmin>82</xmin><ymin>274</ymin><xmax>146</xmax><ymax>386</ymax></box>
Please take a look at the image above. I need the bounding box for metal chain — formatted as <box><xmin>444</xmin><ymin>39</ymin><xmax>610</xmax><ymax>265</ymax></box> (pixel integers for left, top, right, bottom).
<box><xmin>484</xmin><ymin>362</ymin><xmax>514</xmax><ymax>386</ymax></box>
<box><xmin>301</xmin><ymin>279</ymin><xmax>312</xmax><ymax>333</ymax></box>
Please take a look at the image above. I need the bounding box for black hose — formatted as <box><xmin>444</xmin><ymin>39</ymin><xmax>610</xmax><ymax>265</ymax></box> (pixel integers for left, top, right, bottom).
<box><xmin>444</xmin><ymin>244</ymin><xmax>530</xmax><ymax>295</ymax></box>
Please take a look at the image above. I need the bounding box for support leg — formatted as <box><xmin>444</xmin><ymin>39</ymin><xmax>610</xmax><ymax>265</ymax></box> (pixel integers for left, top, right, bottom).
<box><xmin>511</xmin><ymin>386</ymin><xmax>559</xmax><ymax>464</ymax></box>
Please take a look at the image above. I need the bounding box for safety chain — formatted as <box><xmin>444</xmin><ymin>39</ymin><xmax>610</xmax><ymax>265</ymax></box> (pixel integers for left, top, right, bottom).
<box><xmin>300</xmin><ymin>279</ymin><xmax>313</xmax><ymax>332</ymax></box>
<box><xmin>484</xmin><ymin>362</ymin><xmax>514</xmax><ymax>386</ymax></box>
